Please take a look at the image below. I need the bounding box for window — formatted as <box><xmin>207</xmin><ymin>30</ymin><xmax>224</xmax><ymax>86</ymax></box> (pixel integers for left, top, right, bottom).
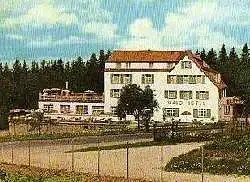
<box><xmin>193</xmin><ymin>109</ymin><xmax>211</xmax><ymax>118</ymax></box>
<box><xmin>110</xmin><ymin>89</ymin><xmax>121</xmax><ymax>98</ymax></box>
<box><xmin>167</xmin><ymin>75</ymin><xmax>177</xmax><ymax>84</ymax></box>
<box><xmin>183</xmin><ymin>75</ymin><xmax>189</xmax><ymax>84</ymax></box>
<box><xmin>60</xmin><ymin>105</ymin><xmax>70</xmax><ymax>113</ymax></box>
<box><xmin>43</xmin><ymin>104</ymin><xmax>54</xmax><ymax>112</ymax></box>
<box><xmin>176</xmin><ymin>75</ymin><xmax>183</xmax><ymax>84</ymax></box>
<box><xmin>123</xmin><ymin>74</ymin><xmax>132</xmax><ymax>84</ymax></box>
<box><xmin>111</xmin><ymin>74</ymin><xmax>132</xmax><ymax>84</ymax></box>
<box><xmin>189</xmin><ymin>76</ymin><xmax>196</xmax><ymax>84</ymax></box>
<box><xmin>224</xmin><ymin>106</ymin><xmax>230</xmax><ymax>115</ymax></box>
<box><xmin>116</xmin><ymin>63</ymin><xmax>121</xmax><ymax>68</ymax></box>
<box><xmin>149</xmin><ymin>62</ymin><xmax>153</xmax><ymax>68</ymax></box>
<box><xmin>163</xmin><ymin>108</ymin><xmax>179</xmax><ymax>117</ymax></box>
<box><xmin>76</xmin><ymin>105</ymin><xmax>88</xmax><ymax>115</ymax></box>
<box><xmin>196</xmin><ymin>91</ymin><xmax>209</xmax><ymax>100</ymax></box>
<box><xmin>165</xmin><ymin>90</ymin><xmax>177</xmax><ymax>99</ymax></box>
<box><xmin>111</xmin><ymin>74</ymin><xmax>122</xmax><ymax>84</ymax></box>
<box><xmin>126</xmin><ymin>63</ymin><xmax>131</xmax><ymax>69</ymax></box>
<box><xmin>180</xmin><ymin>91</ymin><xmax>192</xmax><ymax>100</ymax></box>
<box><xmin>196</xmin><ymin>75</ymin><xmax>205</xmax><ymax>84</ymax></box>
<box><xmin>166</xmin><ymin>63</ymin><xmax>174</xmax><ymax>69</ymax></box>
<box><xmin>142</xmin><ymin>74</ymin><xmax>154</xmax><ymax>84</ymax></box>
<box><xmin>181</xmin><ymin>61</ymin><xmax>192</xmax><ymax>69</ymax></box>
<box><xmin>170</xmin><ymin>75</ymin><xmax>205</xmax><ymax>84</ymax></box>
<box><xmin>111</xmin><ymin>106</ymin><xmax>117</xmax><ymax>115</ymax></box>
<box><xmin>92</xmin><ymin>106</ymin><xmax>104</xmax><ymax>115</ymax></box>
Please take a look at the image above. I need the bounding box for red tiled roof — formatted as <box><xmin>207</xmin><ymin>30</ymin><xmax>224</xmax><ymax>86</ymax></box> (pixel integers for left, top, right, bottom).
<box><xmin>186</xmin><ymin>51</ymin><xmax>227</xmax><ymax>90</ymax></box>
<box><xmin>108</xmin><ymin>50</ymin><xmax>187</xmax><ymax>62</ymax></box>
<box><xmin>107</xmin><ymin>50</ymin><xmax>227</xmax><ymax>90</ymax></box>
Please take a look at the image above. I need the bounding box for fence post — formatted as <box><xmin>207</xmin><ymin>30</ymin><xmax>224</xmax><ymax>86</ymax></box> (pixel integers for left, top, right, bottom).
<box><xmin>126</xmin><ymin>141</ymin><xmax>129</xmax><ymax>180</ymax></box>
<box><xmin>201</xmin><ymin>145</ymin><xmax>204</xmax><ymax>182</ymax></box>
<box><xmin>48</xmin><ymin>145</ymin><xmax>51</xmax><ymax>169</ymax></box>
<box><xmin>1</xmin><ymin>143</ymin><xmax>3</xmax><ymax>162</ymax></box>
<box><xmin>97</xmin><ymin>147</ymin><xmax>100</xmax><ymax>176</ymax></box>
<box><xmin>11</xmin><ymin>143</ymin><xmax>14</xmax><ymax>164</ymax></box>
<box><xmin>160</xmin><ymin>145</ymin><xmax>163</xmax><ymax>182</ymax></box>
<box><xmin>97</xmin><ymin>136</ymin><xmax>100</xmax><ymax>176</ymax></box>
<box><xmin>71</xmin><ymin>139</ymin><xmax>74</xmax><ymax>172</ymax></box>
<box><xmin>28</xmin><ymin>140</ymin><xmax>31</xmax><ymax>167</ymax></box>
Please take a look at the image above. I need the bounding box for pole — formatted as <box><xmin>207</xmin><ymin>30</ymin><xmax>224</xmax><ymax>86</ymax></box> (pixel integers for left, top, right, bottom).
<box><xmin>11</xmin><ymin>135</ymin><xmax>14</xmax><ymax>164</ymax></box>
<box><xmin>71</xmin><ymin>139</ymin><xmax>74</xmax><ymax>172</ymax></box>
<box><xmin>48</xmin><ymin>145</ymin><xmax>51</xmax><ymax>169</ymax></box>
<box><xmin>126</xmin><ymin>141</ymin><xmax>129</xmax><ymax>179</ymax></box>
<box><xmin>97</xmin><ymin>147</ymin><xmax>100</xmax><ymax>176</ymax></box>
<box><xmin>201</xmin><ymin>145</ymin><xmax>204</xmax><ymax>182</ymax></box>
<box><xmin>97</xmin><ymin>136</ymin><xmax>100</xmax><ymax>176</ymax></box>
<box><xmin>1</xmin><ymin>143</ymin><xmax>3</xmax><ymax>162</ymax></box>
<box><xmin>11</xmin><ymin>145</ymin><xmax>14</xmax><ymax>164</ymax></box>
<box><xmin>28</xmin><ymin>140</ymin><xmax>31</xmax><ymax>167</ymax></box>
<box><xmin>160</xmin><ymin>145</ymin><xmax>163</xmax><ymax>182</ymax></box>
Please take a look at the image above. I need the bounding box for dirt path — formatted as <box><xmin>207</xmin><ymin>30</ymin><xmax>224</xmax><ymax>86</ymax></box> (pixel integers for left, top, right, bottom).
<box><xmin>1</xmin><ymin>140</ymin><xmax>249</xmax><ymax>181</ymax></box>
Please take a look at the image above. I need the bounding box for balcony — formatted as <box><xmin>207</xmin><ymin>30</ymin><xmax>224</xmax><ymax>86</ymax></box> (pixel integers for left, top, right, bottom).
<box><xmin>39</xmin><ymin>92</ymin><xmax>104</xmax><ymax>103</ymax></box>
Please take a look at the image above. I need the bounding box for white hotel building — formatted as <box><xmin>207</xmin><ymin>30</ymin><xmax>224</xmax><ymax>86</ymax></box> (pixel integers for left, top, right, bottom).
<box><xmin>104</xmin><ymin>50</ymin><xmax>227</xmax><ymax>123</ymax></box>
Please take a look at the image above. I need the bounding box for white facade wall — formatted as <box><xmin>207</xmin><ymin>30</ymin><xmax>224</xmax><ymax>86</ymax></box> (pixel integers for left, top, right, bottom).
<box><xmin>104</xmin><ymin>56</ymin><xmax>220</xmax><ymax>123</ymax></box>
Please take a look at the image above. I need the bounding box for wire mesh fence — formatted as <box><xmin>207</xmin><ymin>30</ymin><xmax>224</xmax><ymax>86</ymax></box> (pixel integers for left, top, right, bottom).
<box><xmin>0</xmin><ymin>137</ymin><xmax>208</xmax><ymax>181</ymax></box>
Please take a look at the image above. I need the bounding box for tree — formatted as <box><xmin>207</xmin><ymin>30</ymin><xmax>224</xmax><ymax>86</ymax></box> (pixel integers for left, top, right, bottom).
<box><xmin>218</xmin><ymin>44</ymin><xmax>229</xmax><ymax>84</ymax></box>
<box><xmin>116</xmin><ymin>84</ymin><xmax>158</xmax><ymax>131</ymax></box>
<box><xmin>30</xmin><ymin>110</ymin><xmax>44</xmax><ymax>135</ymax></box>
<box><xmin>206</xmin><ymin>48</ymin><xmax>218</xmax><ymax>69</ymax></box>
<box><xmin>141</xmin><ymin>85</ymin><xmax>158</xmax><ymax>132</ymax></box>
<box><xmin>200</xmin><ymin>49</ymin><xmax>206</xmax><ymax>61</ymax></box>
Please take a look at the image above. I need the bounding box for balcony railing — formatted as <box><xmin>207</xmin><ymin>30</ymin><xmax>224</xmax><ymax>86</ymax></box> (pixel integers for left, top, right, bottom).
<box><xmin>39</xmin><ymin>93</ymin><xmax>104</xmax><ymax>103</ymax></box>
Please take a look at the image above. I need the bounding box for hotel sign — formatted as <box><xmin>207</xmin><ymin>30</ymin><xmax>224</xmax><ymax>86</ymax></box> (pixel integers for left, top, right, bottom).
<box><xmin>166</xmin><ymin>100</ymin><xmax>206</xmax><ymax>106</ymax></box>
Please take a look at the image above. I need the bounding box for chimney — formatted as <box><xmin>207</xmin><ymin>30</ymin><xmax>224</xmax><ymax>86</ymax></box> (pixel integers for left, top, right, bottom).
<box><xmin>65</xmin><ymin>81</ymin><xmax>69</xmax><ymax>90</ymax></box>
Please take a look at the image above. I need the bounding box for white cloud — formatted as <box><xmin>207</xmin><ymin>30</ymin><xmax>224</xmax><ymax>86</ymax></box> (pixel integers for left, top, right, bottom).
<box><xmin>120</xmin><ymin>18</ymin><xmax>163</xmax><ymax>50</ymax></box>
<box><xmin>28</xmin><ymin>36</ymin><xmax>86</xmax><ymax>48</ymax></box>
<box><xmin>3</xmin><ymin>1</ymin><xmax>78</xmax><ymax>28</ymax></box>
<box><xmin>120</xmin><ymin>0</ymin><xmax>243</xmax><ymax>50</ymax></box>
<box><xmin>82</xmin><ymin>22</ymin><xmax>117</xmax><ymax>40</ymax></box>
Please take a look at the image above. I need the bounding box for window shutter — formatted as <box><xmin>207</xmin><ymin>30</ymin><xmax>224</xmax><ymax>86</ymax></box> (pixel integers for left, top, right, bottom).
<box><xmin>110</xmin><ymin>90</ymin><xmax>113</xmax><ymax>97</ymax></box>
<box><xmin>176</xmin><ymin>109</ymin><xmax>179</xmax><ymax>117</ymax></box>
<box><xmin>181</xmin><ymin>62</ymin><xmax>184</xmax><ymax>69</ymax></box>
<box><xmin>167</xmin><ymin>76</ymin><xmax>170</xmax><ymax>84</ymax></box>
<box><xmin>111</xmin><ymin>74</ymin><xmax>114</xmax><ymax>84</ymax></box>
<box><xmin>207</xmin><ymin>109</ymin><xmax>211</xmax><ymax>118</ymax></box>
<box><xmin>180</xmin><ymin>91</ymin><xmax>183</xmax><ymax>99</ymax></box>
<box><xmin>202</xmin><ymin>76</ymin><xmax>205</xmax><ymax>84</ymax></box>
<box><xmin>130</xmin><ymin>74</ymin><xmax>132</xmax><ymax>83</ymax></box>
<box><xmin>189</xmin><ymin>61</ymin><xmax>192</xmax><ymax>68</ymax></box>
<box><xmin>196</xmin><ymin>91</ymin><xmax>199</xmax><ymax>99</ymax></box>
<box><xmin>189</xmin><ymin>91</ymin><xmax>192</xmax><ymax>99</ymax></box>
<box><xmin>142</xmin><ymin>74</ymin><xmax>145</xmax><ymax>84</ymax></box>
<box><xmin>206</xmin><ymin>92</ymin><xmax>209</xmax><ymax>99</ymax></box>
<box><xmin>120</xmin><ymin>75</ymin><xmax>124</xmax><ymax>84</ymax></box>
<box><xmin>152</xmin><ymin>74</ymin><xmax>154</xmax><ymax>84</ymax></box>
<box><xmin>165</xmin><ymin>91</ymin><xmax>168</xmax><ymax>98</ymax></box>
<box><xmin>193</xmin><ymin>109</ymin><xmax>198</xmax><ymax>118</ymax></box>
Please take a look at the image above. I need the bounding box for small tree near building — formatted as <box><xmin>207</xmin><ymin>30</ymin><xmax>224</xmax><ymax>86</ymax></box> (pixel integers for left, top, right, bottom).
<box><xmin>116</xmin><ymin>84</ymin><xmax>158</xmax><ymax>131</ymax></box>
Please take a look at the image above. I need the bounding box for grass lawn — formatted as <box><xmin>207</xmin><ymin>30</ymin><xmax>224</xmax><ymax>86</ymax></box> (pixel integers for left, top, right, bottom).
<box><xmin>165</xmin><ymin>136</ymin><xmax>250</xmax><ymax>176</ymax></box>
<box><xmin>0</xmin><ymin>128</ymin><xmax>140</xmax><ymax>143</ymax></box>
<box><xmin>0</xmin><ymin>163</ymin><xmax>147</xmax><ymax>182</ymax></box>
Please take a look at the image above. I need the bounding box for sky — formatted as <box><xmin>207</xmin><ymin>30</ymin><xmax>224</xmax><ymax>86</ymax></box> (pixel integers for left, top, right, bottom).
<box><xmin>0</xmin><ymin>0</ymin><xmax>250</xmax><ymax>62</ymax></box>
